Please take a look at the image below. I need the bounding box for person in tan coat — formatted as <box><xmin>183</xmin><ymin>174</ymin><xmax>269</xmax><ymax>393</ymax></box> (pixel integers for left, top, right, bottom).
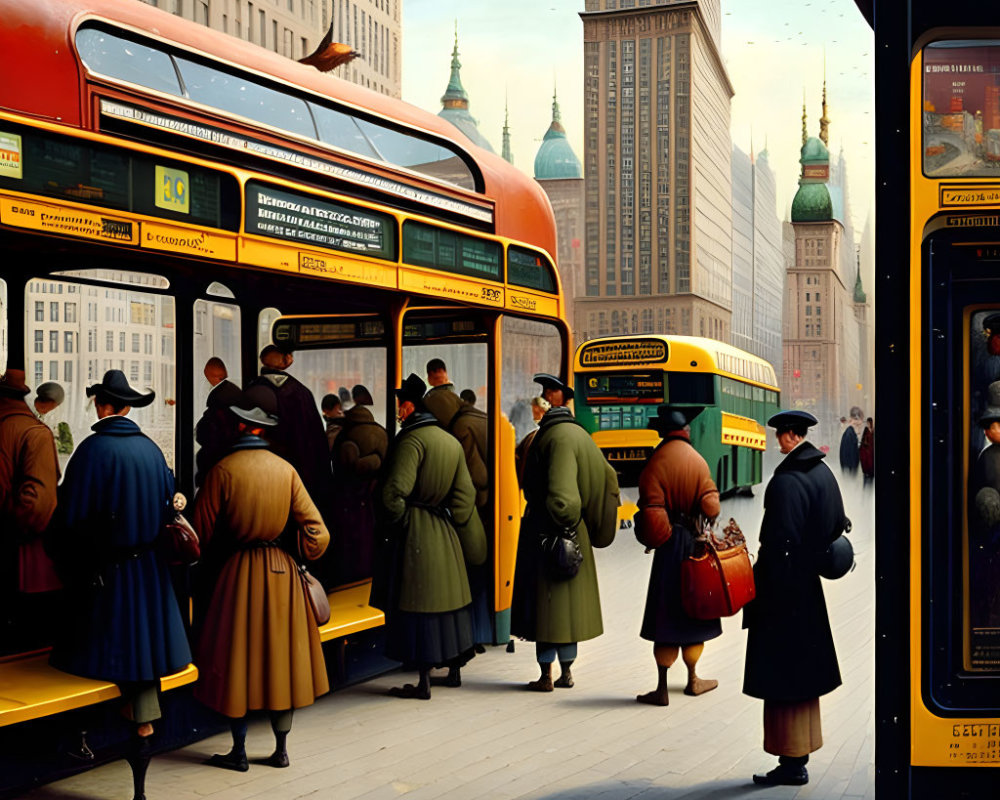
<box><xmin>0</xmin><ymin>369</ymin><xmax>60</xmax><ymax>654</ymax></box>
<box><xmin>634</xmin><ymin>405</ymin><xmax>722</xmax><ymax>706</ymax></box>
<box><xmin>192</xmin><ymin>387</ymin><xmax>330</xmax><ymax>771</ymax></box>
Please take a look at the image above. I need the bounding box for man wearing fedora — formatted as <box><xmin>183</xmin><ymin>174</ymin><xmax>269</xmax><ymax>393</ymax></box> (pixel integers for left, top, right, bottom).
<box><xmin>192</xmin><ymin>386</ymin><xmax>330</xmax><ymax>771</ymax></box>
<box><xmin>0</xmin><ymin>369</ymin><xmax>61</xmax><ymax>653</ymax></box>
<box><xmin>970</xmin><ymin>380</ymin><xmax>1000</xmax><ymax>628</ymax></box>
<box><xmin>49</xmin><ymin>370</ymin><xmax>191</xmax><ymax>745</ymax></box>
<box><xmin>370</xmin><ymin>373</ymin><xmax>486</xmax><ymax>699</ymax></box>
<box><xmin>743</xmin><ymin>410</ymin><xmax>846</xmax><ymax>787</ymax></box>
<box><xmin>634</xmin><ymin>405</ymin><xmax>722</xmax><ymax>706</ymax></box>
<box><xmin>510</xmin><ymin>373</ymin><xmax>620</xmax><ymax>691</ymax></box>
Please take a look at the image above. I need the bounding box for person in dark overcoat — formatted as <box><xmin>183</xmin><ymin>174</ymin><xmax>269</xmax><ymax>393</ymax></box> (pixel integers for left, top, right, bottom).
<box><xmin>838</xmin><ymin>406</ymin><xmax>863</xmax><ymax>476</ymax></box>
<box><xmin>511</xmin><ymin>374</ymin><xmax>620</xmax><ymax>691</ymax></box>
<box><xmin>514</xmin><ymin>396</ymin><xmax>550</xmax><ymax>488</ymax></box>
<box><xmin>48</xmin><ymin>370</ymin><xmax>191</xmax><ymax>742</ymax></box>
<box><xmin>319</xmin><ymin>385</ymin><xmax>388</xmax><ymax>588</ymax></box>
<box><xmin>195</xmin><ymin>357</ymin><xmax>242</xmax><ymax>488</ymax></box>
<box><xmin>248</xmin><ymin>345</ymin><xmax>330</xmax><ymax>504</ymax></box>
<box><xmin>370</xmin><ymin>373</ymin><xmax>486</xmax><ymax>700</ymax></box>
<box><xmin>192</xmin><ymin>388</ymin><xmax>330</xmax><ymax>771</ymax></box>
<box><xmin>970</xmin><ymin>383</ymin><xmax>1000</xmax><ymax>628</ymax></box>
<box><xmin>634</xmin><ymin>406</ymin><xmax>722</xmax><ymax>706</ymax></box>
<box><xmin>743</xmin><ymin>409</ymin><xmax>846</xmax><ymax>787</ymax></box>
<box><xmin>0</xmin><ymin>369</ymin><xmax>61</xmax><ymax>654</ymax></box>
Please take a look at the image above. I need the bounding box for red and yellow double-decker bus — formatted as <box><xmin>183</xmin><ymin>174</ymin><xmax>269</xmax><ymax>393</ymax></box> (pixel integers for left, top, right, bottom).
<box><xmin>0</xmin><ymin>0</ymin><xmax>569</xmax><ymax>786</ymax></box>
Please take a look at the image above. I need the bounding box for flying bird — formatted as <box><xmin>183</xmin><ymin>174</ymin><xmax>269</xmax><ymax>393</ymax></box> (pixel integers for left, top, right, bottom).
<box><xmin>300</xmin><ymin>23</ymin><xmax>361</xmax><ymax>72</ymax></box>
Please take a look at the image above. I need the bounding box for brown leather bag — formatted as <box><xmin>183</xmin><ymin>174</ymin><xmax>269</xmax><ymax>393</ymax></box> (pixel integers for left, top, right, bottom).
<box><xmin>681</xmin><ymin>518</ymin><xmax>755</xmax><ymax>619</ymax></box>
<box><xmin>297</xmin><ymin>526</ymin><xmax>330</xmax><ymax>626</ymax></box>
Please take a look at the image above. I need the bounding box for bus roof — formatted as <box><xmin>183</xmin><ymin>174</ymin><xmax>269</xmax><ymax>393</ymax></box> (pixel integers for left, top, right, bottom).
<box><xmin>0</xmin><ymin>0</ymin><xmax>556</xmax><ymax>259</ymax></box>
<box><xmin>574</xmin><ymin>335</ymin><xmax>780</xmax><ymax>390</ymax></box>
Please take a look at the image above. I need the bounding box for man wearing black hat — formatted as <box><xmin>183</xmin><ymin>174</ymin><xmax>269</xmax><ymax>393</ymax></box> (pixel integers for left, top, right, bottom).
<box><xmin>370</xmin><ymin>374</ymin><xmax>486</xmax><ymax>699</ymax></box>
<box><xmin>743</xmin><ymin>409</ymin><xmax>846</xmax><ymax>786</ymax></box>
<box><xmin>49</xmin><ymin>370</ymin><xmax>191</xmax><ymax>748</ymax></box>
<box><xmin>0</xmin><ymin>369</ymin><xmax>61</xmax><ymax>653</ymax></box>
<box><xmin>634</xmin><ymin>405</ymin><xmax>722</xmax><ymax>706</ymax></box>
<box><xmin>510</xmin><ymin>372</ymin><xmax>620</xmax><ymax>691</ymax></box>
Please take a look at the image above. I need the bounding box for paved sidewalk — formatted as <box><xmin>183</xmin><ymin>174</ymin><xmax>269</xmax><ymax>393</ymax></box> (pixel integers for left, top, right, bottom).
<box><xmin>24</xmin><ymin>480</ymin><xmax>875</xmax><ymax>800</ymax></box>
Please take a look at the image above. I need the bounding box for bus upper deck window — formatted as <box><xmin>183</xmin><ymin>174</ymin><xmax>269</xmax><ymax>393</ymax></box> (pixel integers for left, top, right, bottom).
<box><xmin>174</xmin><ymin>57</ymin><xmax>317</xmax><ymax>141</ymax></box>
<box><xmin>76</xmin><ymin>27</ymin><xmax>183</xmax><ymax>98</ymax></box>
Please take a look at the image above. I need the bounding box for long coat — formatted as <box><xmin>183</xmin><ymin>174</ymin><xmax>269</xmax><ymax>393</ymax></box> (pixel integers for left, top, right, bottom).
<box><xmin>839</xmin><ymin>426</ymin><xmax>860</xmax><ymax>473</ymax></box>
<box><xmin>49</xmin><ymin>416</ymin><xmax>191</xmax><ymax>683</ymax></box>
<box><xmin>323</xmin><ymin>405</ymin><xmax>389</xmax><ymax>587</ymax></box>
<box><xmin>0</xmin><ymin>395</ymin><xmax>60</xmax><ymax>593</ymax></box>
<box><xmin>511</xmin><ymin>407</ymin><xmax>620</xmax><ymax>644</ymax></box>
<box><xmin>194</xmin><ymin>379</ymin><xmax>241</xmax><ymax>487</ymax></box>
<box><xmin>192</xmin><ymin>436</ymin><xmax>330</xmax><ymax>718</ymax></box>
<box><xmin>743</xmin><ymin>441</ymin><xmax>844</xmax><ymax>701</ymax></box>
<box><xmin>635</xmin><ymin>432</ymin><xmax>722</xmax><ymax>644</ymax></box>
<box><xmin>371</xmin><ymin>413</ymin><xmax>486</xmax><ymax>615</ymax></box>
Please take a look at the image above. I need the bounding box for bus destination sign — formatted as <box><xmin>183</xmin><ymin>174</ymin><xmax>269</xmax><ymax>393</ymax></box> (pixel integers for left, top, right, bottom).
<box><xmin>580</xmin><ymin>339</ymin><xmax>667</xmax><ymax>367</ymax></box>
<box><xmin>246</xmin><ymin>183</ymin><xmax>395</xmax><ymax>260</ymax></box>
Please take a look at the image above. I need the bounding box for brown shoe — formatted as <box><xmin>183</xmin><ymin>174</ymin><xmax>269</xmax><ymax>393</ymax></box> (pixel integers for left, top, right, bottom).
<box><xmin>526</xmin><ymin>675</ymin><xmax>554</xmax><ymax>692</ymax></box>
<box><xmin>636</xmin><ymin>688</ymin><xmax>669</xmax><ymax>706</ymax></box>
<box><xmin>684</xmin><ymin>677</ymin><xmax>719</xmax><ymax>696</ymax></box>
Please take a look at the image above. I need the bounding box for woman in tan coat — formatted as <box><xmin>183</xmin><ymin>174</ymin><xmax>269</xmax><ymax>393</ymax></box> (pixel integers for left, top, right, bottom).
<box><xmin>192</xmin><ymin>390</ymin><xmax>330</xmax><ymax>771</ymax></box>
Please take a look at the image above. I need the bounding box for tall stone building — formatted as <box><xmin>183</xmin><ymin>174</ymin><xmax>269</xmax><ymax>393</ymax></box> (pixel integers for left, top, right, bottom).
<box><xmin>731</xmin><ymin>145</ymin><xmax>785</xmax><ymax>370</ymax></box>
<box><xmin>139</xmin><ymin>0</ymin><xmax>402</xmax><ymax>98</ymax></box>
<box><xmin>576</xmin><ymin>0</ymin><xmax>733</xmax><ymax>343</ymax></box>
<box><xmin>534</xmin><ymin>92</ymin><xmax>585</xmax><ymax>341</ymax></box>
<box><xmin>782</xmin><ymin>101</ymin><xmax>871</xmax><ymax>449</ymax></box>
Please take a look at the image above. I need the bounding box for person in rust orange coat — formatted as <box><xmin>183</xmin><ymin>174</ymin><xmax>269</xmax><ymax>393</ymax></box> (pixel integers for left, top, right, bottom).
<box><xmin>633</xmin><ymin>405</ymin><xmax>722</xmax><ymax>706</ymax></box>
<box><xmin>192</xmin><ymin>388</ymin><xmax>330</xmax><ymax>772</ymax></box>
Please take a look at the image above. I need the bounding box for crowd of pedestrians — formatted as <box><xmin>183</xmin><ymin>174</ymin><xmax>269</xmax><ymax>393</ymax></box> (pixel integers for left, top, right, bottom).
<box><xmin>0</xmin><ymin>347</ymin><xmax>855</xmax><ymax>788</ymax></box>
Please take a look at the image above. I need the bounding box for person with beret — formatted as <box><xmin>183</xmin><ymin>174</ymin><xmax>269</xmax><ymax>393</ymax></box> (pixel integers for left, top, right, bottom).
<box><xmin>320</xmin><ymin>384</ymin><xmax>388</xmax><ymax>588</ymax></box>
<box><xmin>743</xmin><ymin>410</ymin><xmax>847</xmax><ymax>786</ymax></box>
<box><xmin>510</xmin><ymin>373</ymin><xmax>620</xmax><ymax>691</ymax></box>
<box><xmin>969</xmin><ymin>382</ymin><xmax>1000</xmax><ymax>628</ymax></box>
<box><xmin>633</xmin><ymin>405</ymin><xmax>722</xmax><ymax>706</ymax></box>
<box><xmin>195</xmin><ymin>358</ymin><xmax>242</xmax><ymax>488</ymax></box>
<box><xmin>48</xmin><ymin>370</ymin><xmax>191</xmax><ymax>747</ymax></box>
<box><xmin>370</xmin><ymin>373</ymin><xmax>486</xmax><ymax>699</ymax></box>
<box><xmin>0</xmin><ymin>369</ymin><xmax>61</xmax><ymax>654</ymax></box>
<box><xmin>192</xmin><ymin>386</ymin><xmax>330</xmax><ymax>770</ymax></box>
<box><xmin>248</xmin><ymin>344</ymin><xmax>330</xmax><ymax>509</ymax></box>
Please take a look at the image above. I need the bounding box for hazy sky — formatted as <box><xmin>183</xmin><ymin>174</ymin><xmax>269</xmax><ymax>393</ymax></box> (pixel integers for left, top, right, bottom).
<box><xmin>401</xmin><ymin>0</ymin><xmax>874</xmax><ymax>230</ymax></box>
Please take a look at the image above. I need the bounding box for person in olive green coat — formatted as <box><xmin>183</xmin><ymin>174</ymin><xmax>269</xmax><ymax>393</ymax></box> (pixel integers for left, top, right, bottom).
<box><xmin>371</xmin><ymin>373</ymin><xmax>487</xmax><ymax>700</ymax></box>
<box><xmin>511</xmin><ymin>374</ymin><xmax>620</xmax><ymax>691</ymax></box>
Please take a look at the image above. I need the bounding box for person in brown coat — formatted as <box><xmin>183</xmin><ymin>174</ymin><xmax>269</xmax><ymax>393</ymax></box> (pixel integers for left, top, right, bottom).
<box><xmin>634</xmin><ymin>405</ymin><xmax>722</xmax><ymax>706</ymax></box>
<box><xmin>192</xmin><ymin>388</ymin><xmax>330</xmax><ymax>772</ymax></box>
<box><xmin>0</xmin><ymin>369</ymin><xmax>61</xmax><ymax>653</ymax></box>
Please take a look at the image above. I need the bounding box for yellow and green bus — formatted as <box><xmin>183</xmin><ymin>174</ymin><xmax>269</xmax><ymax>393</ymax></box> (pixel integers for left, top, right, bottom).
<box><xmin>573</xmin><ymin>335</ymin><xmax>780</xmax><ymax>493</ymax></box>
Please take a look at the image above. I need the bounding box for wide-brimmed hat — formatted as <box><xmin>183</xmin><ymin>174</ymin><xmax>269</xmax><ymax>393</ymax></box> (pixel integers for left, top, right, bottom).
<box><xmin>352</xmin><ymin>384</ymin><xmax>374</xmax><ymax>405</ymax></box>
<box><xmin>648</xmin><ymin>405</ymin><xmax>704</xmax><ymax>433</ymax></box>
<box><xmin>533</xmin><ymin>373</ymin><xmax>574</xmax><ymax>401</ymax></box>
<box><xmin>767</xmin><ymin>409</ymin><xmax>818</xmax><ymax>429</ymax></box>
<box><xmin>86</xmin><ymin>370</ymin><xmax>155</xmax><ymax>407</ymax></box>
<box><xmin>36</xmin><ymin>382</ymin><xmax>65</xmax><ymax>405</ymax></box>
<box><xmin>394</xmin><ymin>373</ymin><xmax>426</xmax><ymax>405</ymax></box>
<box><xmin>980</xmin><ymin>381</ymin><xmax>1000</xmax><ymax>427</ymax></box>
<box><xmin>0</xmin><ymin>369</ymin><xmax>31</xmax><ymax>396</ymax></box>
<box><xmin>229</xmin><ymin>385</ymin><xmax>278</xmax><ymax>427</ymax></box>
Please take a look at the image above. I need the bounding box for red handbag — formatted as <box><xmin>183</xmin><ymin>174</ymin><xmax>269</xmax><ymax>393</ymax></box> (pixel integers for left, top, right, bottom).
<box><xmin>681</xmin><ymin>518</ymin><xmax>755</xmax><ymax>619</ymax></box>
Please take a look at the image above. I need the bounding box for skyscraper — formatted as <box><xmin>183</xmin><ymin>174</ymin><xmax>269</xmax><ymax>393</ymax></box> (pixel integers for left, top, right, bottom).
<box><xmin>576</xmin><ymin>0</ymin><xmax>733</xmax><ymax>343</ymax></box>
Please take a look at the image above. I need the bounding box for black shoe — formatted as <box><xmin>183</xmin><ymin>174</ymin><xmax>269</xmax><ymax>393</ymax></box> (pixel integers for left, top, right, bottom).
<box><xmin>752</xmin><ymin>765</ymin><xmax>808</xmax><ymax>786</ymax></box>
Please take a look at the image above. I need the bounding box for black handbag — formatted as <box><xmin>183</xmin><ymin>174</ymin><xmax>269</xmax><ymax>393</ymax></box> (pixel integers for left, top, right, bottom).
<box><xmin>817</xmin><ymin>517</ymin><xmax>855</xmax><ymax>580</ymax></box>
<box><xmin>539</xmin><ymin>527</ymin><xmax>584</xmax><ymax>581</ymax></box>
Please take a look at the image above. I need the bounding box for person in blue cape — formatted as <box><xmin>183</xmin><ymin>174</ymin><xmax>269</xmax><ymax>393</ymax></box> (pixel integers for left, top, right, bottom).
<box><xmin>49</xmin><ymin>370</ymin><xmax>191</xmax><ymax>743</ymax></box>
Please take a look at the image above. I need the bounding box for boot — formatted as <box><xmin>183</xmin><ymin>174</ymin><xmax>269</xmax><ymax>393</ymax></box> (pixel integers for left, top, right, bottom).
<box><xmin>527</xmin><ymin>662</ymin><xmax>553</xmax><ymax>692</ymax></box>
<box><xmin>684</xmin><ymin>674</ymin><xmax>719</xmax><ymax>696</ymax></box>
<box><xmin>637</xmin><ymin>665</ymin><xmax>669</xmax><ymax>706</ymax></box>
<box><xmin>753</xmin><ymin>756</ymin><xmax>809</xmax><ymax>786</ymax></box>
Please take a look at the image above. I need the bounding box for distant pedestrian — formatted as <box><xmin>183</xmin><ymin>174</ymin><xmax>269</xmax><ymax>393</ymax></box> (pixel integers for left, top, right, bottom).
<box><xmin>422</xmin><ymin>358</ymin><xmax>464</xmax><ymax>425</ymax></box>
<box><xmin>195</xmin><ymin>357</ymin><xmax>241</xmax><ymax>487</ymax></box>
<box><xmin>321</xmin><ymin>393</ymin><xmax>345</xmax><ymax>451</ymax></box>
<box><xmin>49</xmin><ymin>371</ymin><xmax>191</xmax><ymax>748</ymax></box>
<box><xmin>859</xmin><ymin>417</ymin><xmax>874</xmax><ymax>486</ymax></box>
<box><xmin>744</xmin><ymin>410</ymin><xmax>846</xmax><ymax>787</ymax></box>
<box><xmin>511</xmin><ymin>374</ymin><xmax>620</xmax><ymax>691</ymax></box>
<box><xmin>838</xmin><ymin>406</ymin><xmax>863</xmax><ymax>475</ymax></box>
<box><xmin>193</xmin><ymin>388</ymin><xmax>330</xmax><ymax>771</ymax></box>
<box><xmin>371</xmin><ymin>374</ymin><xmax>486</xmax><ymax>699</ymax></box>
<box><xmin>634</xmin><ymin>405</ymin><xmax>721</xmax><ymax>706</ymax></box>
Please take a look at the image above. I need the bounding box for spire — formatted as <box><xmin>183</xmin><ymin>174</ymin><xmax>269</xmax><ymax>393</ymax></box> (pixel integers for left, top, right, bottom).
<box><xmin>501</xmin><ymin>95</ymin><xmax>513</xmax><ymax>165</ymax></box>
<box><xmin>550</xmin><ymin>85</ymin><xmax>565</xmax><ymax>133</ymax></box>
<box><xmin>854</xmin><ymin>249</ymin><xmax>868</xmax><ymax>303</ymax></box>
<box><xmin>820</xmin><ymin>73</ymin><xmax>831</xmax><ymax>146</ymax></box>
<box><xmin>802</xmin><ymin>92</ymin><xmax>808</xmax><ymax>147</ymax></box>
<box><xmin>441</xmin><ymin>21</ymin><xmax>468</xmax><ymax>108</ymax></box>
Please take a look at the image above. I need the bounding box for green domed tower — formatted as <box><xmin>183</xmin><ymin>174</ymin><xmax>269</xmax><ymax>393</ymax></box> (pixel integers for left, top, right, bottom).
<box><xmin>791</xmin><ymin>133</ymin><xmax>833</xmax><ymax>223</ymax></box>
<box><xmin>533</xmin><ymin>90</ymin><xmax>582</xmax><ymax>180</ymax></box>
<box><xmin>438</xmin><ymin>26</ymin><xmax>495</xmax><ymax>153</ymax></box>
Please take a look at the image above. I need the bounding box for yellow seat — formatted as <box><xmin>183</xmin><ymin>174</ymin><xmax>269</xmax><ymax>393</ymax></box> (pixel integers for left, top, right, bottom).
<box><xmin>0</xmin><ymin>656</ymin><xmax>198</xmax><ymax>728</ymax></box>
<box><xmin>318</xmin><ymin>580</ymin><xmax>384</xmax><ymax>642</ymax></box>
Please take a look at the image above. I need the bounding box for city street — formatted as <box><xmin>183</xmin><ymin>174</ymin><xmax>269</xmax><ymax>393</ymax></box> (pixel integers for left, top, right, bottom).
<box><xmin>24</xmin><ymin>470</ymin><xmax>875</xmax><ymax>800</ymax></box>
